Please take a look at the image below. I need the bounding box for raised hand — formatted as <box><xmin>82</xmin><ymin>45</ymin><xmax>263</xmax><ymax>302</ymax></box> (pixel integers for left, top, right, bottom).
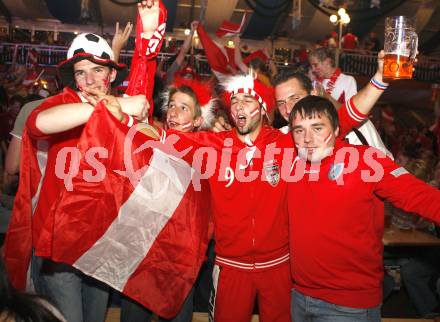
<box><xmin>212</xmin><ymin>115</ymin><xmax>232</xmax><ymax>132</ymax></box>
<box><xmin>377</xmin><ymin>50</ymin><xmax>385</xmax><ymax>78</ymax></box>
<box><xmin>81</xmin><ymin>88</ymin><xmax>124</xmax><ymax>121</ymax></box>
<box><xmin>112</xmin><ymin>21</ymin><xmax>133</xmax><ymax>61</ymax></box>
<box><xmin>190</xmin><ymin>21</ymin><xmax>199</xmax><ymax>32</ymax></box>
<box><xmin>138</xmin><ymin>0</ymin><xmax>160</xmax><ymax>39</ymax></box>
<box><xmin>118</xmin><ymin>95</ymin><xmax>150</xmax><ymax>122</ymax></box>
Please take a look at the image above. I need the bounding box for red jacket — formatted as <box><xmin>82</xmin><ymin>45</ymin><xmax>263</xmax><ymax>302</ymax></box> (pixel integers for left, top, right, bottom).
<box><xmin>25</xmin><ymin>87</ymin><xmax>84</xmax><ymax>256</ymax></box>
<box><xmin>168</xmin><ymin>98</ymin><xmax>366</xmax><ymax>269</ymax></box>
<box><xmin>4</xmin><ymin>87</ymin><xmax>83</xmax><ymax>288</ymax></box>
<box><xmin>288</xmin><ymin>139</ymin><xmax>440</xmax><ymax>308</ymax></box>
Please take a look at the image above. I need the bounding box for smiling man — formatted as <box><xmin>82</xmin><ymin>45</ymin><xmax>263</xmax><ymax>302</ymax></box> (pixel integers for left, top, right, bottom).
<box><xmin>3</xmin><ymin>13</ymin><xmax>156</xmax><ymax>322</ymax></box>
<box><xmin>287</xmin><ymin>95</ymin><xmax>440</xmax><ymax>322</ymax></box>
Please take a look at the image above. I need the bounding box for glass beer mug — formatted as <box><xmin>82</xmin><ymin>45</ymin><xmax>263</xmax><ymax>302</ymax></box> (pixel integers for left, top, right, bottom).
<box><xmin>383</xmin><ymin>16</ymin><xmax>418</xmax><ymax>81</ymax></box>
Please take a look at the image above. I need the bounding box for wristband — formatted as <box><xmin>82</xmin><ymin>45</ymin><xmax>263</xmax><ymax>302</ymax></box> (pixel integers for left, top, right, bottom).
<box><xmin>370</xmin><ymin>78</ymin><xmax>389</xmax><ymax>90</ymax></box>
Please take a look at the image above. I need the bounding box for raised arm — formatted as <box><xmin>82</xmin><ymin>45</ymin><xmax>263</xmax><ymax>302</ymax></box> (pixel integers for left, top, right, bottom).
<box><xmin>34</xmin><ymin>92</ymin><xmax>148</xmax><ymax>135</ymax></box>
<box><xmin>174</xmin><ymin>21</ymin><xmax>198</xmax><ymax>67</ymax></box>
<box><xmin>35</xmin><ymin>102</ymin><xmax>94</xmax><ymax>135</ymax></box>
<box><xmin>351</xmin><ymin>50</ymin><xmax>388</xmax><ymax>115</ymax></box>
<box><xmin>125</xmin><ymin>0</ymin><xmax>167</xmax><ymax>121</ymax></box>
<box><xmin>112</xmin><ymin>22</ymin><xmax>134</xmax><ymax>63</ymax></box>
<box><xmin>233</xmin><ymin>35</ymin><xmax>249</xmax><ymax>74</ymax></box>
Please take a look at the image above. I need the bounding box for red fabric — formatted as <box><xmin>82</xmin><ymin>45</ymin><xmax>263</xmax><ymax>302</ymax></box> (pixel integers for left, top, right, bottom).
<box><xmin>341</xmin><ymin>33</ymin><xmax>358</xmax><ymax>49</ymax></box>
<box><xmin>4</xmin><ymin>87</ymin><xmax>81</xmax><ymax>290</ymax></box>
<box><xmin>215</xmin><ymin>13</ymin><xmax>247</xmax><ymax>38</ymax></box>
<box><xmin>165</xmin><ymin>98</ymin><xmax>364</xmax><ymax>263</ymax></box>
<box><xmin>215</xmin><ymin>20</ymin><xmax>242</xmax><ymax>38</ymax></box>
<box><xmin>167</xmin><ymin>127</ymin><xmax>291</xmax><ymax>262</ymax></box>
<box><xmin>213</xmin><ymin>262</ymin><xmax>291</xmax><ymax>322</ymax></box>
<box><xmin>28</xmin><ymin>48</ymin><xmax>39</xmax><ymax>67</ymax></box>
<box><xmin>49</xmin><ymin>103</ymin><xmax>211</xmax><ymax>318</ymax></box>
<box><xmin>173</xmin><ymin>76</ymin><xmax>213</xmax><ymax>106</ymax></box>
<box><xmin>242</xmin><ymin>50</ymin><xmax>268</xmax><ymax>66</ymax></box>
<box><xmin>3</xmin><ymin>127</ymin><xmax>42</xmax><ymax>290</ymax></box>
<box><xmin>196</xmin><ymin>24</ymin><xmax>237</xmax><ymax>77</ymax></box>
<box><xmin>125</xmin><ymin>1</ymin><xmax>167</xmax><ymax>123</ymax></box>
<box><xmin>289</xmin><ymin>140</ymin><xmax>440</xmax><ymax>308</ymax></box>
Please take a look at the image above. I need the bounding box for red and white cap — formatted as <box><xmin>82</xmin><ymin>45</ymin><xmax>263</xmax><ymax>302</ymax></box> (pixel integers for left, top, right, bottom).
<box><xmin>161</xmin><ymin>76</ymin><xmax>216</xmax><ymax>129</ymax></box>
<box><xmin>221</xmin><ymin>74</ymin><xmax>275</xmax><ymax>114</ymax></box>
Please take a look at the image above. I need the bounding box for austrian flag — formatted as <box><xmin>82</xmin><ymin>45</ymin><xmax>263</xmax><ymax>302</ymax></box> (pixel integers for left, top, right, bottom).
<box><xmin>215</xmin><ymin>12</ymin><xmax>247</xmax><ymax>38</ymax></box>
<box><xmin>48</xmin><ymin>103</ymin><xmax>211</xmax><ymax>318</ymax></box>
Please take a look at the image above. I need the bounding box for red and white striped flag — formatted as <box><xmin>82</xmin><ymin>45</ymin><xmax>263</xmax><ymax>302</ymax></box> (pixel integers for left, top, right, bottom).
<box><xmin>197</xmin><ymin>24</ymin><xmax>238</xmax><ymax>80</ymax></box>
<box><xmin>215</xmin><ymin>13</ymin><xmax>247</xmax><ymax>38</ymax></box>
<box><xmin>45</xmin><ymin>103</ymin><xmax>211</xmax><ymax>318</ymax></box>
<box><xmin>27</xmin><ymin>48</ymin><xmax>39</xmax><ymax>68</ymax></box>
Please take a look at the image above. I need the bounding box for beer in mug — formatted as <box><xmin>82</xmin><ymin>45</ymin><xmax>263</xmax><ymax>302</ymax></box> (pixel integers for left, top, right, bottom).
<box><xmin>383</xmin><ymin>16</ymin><xmax>418</xmax><ymax>82</ymax></box>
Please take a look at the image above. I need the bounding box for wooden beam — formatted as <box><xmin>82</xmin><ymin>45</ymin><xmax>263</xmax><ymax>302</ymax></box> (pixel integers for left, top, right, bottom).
<box><xmin>0</xmin><ymin>0</ymin><xmax>11</xmax><ymax>23</ymax></box>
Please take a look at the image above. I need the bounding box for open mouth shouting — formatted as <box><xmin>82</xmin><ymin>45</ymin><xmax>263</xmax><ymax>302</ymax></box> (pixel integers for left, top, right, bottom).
<box><xmin>236</xmin><ymin>114</ymin><xmax>247</xmax><ymax>127</ymax></box>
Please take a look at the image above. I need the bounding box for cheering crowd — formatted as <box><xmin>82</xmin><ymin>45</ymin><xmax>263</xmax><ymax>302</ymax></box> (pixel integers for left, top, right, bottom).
<box><xmin>1</xmin><ymin>1</ymin><xmax>440</xmax><ymax>322</ymax></box>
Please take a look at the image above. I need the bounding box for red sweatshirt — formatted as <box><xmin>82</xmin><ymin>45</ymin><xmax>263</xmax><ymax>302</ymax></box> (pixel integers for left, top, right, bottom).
<box><xmin>288</xmin><ymin>140</ymin><xmax>440</xmax><ymax>308</ymax></box>
<box><xmin>167</xmin><ymin>99</ymin><xmax>366</xmax><ymax>268</ymax></box>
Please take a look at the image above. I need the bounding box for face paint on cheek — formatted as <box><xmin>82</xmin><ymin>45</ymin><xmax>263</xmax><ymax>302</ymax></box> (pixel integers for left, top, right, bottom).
<box><xmin>230</xmin><ymin>111</ymin><xmax>238</xmax><ymax>122</ymax></box>
<box><xmin>249</xmin><ymin>106</ymin><xmax>260</xmax><ymax>118</ymax></box>
<box><xmin>102</xmin><ymin>76</ymin><xmax>110</xmax><ymax>88</ymax></box>
<box><xmin>323</xmin><ymin>132</ymin><xmax>333</xmax><ymax>145</ymax></box>
<box><xmin>181</xmin><ymin>121</ymin><xmax>193</xmax><ymax>130</ymax></box>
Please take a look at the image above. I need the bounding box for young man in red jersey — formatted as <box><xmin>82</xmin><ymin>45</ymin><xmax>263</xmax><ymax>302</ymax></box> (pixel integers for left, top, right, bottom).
<box><xmin>288</xmin><ymin>95</ymin><xmax>440</xmax><ymax>322</ymax></box>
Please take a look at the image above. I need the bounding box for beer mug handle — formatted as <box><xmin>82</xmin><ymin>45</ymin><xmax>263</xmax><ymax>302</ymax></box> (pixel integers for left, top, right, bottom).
<box><xmin>409</xmin><ymin>31</ymin><xmax>418</xmax><ymax>62</ymax></box>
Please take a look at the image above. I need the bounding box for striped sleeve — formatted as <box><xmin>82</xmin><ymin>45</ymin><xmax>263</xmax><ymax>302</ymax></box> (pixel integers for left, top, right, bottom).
<box><xmin>337</xmin><ymin>98</ymin><xmax>367</xmax><ymax>137</ymax></box>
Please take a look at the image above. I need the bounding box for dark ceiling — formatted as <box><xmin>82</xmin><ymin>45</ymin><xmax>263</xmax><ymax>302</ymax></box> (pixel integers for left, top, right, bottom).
<box><xmin>1</xmin><ymin>0</ymin><xmax>440</xmax><ymax>55</ymax></box>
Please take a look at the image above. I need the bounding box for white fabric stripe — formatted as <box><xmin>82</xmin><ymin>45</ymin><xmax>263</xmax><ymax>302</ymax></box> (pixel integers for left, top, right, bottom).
<box><xmin>31</xmin><ymin>142</ymin><xmax>48</xmax><ymax>213</ymax></box>
<box><xmin>73</xmin><ymin>149</ymin><xmax>193</xmax><ymax>290</ymax></box>
<box><xmin>215</xmin><ymin>256</ymin><xmax>254</xmax><ymax>266</ymax></box>
<box><xmin>219</xmin><ymin>26</ymin><xmax>240</xmax><ymax>33</ymax></box>
<box><xmin>347</xmin><ymin>99</ymin><xmax>365</xmax><ymax>120</ymax></box>
<box><xmin>126</xmin><ymin>115</ymin><xmax>134</xmax><ymax>127</ymax></box>
<box><xmin>346</xmin><ymin>99</ymin><xmax>364</xmax><ymax>122</ymax></box>
<box><xmin>215</xmin><ymin>259</ymin><xmax>255</xmax><ymax>270</ymax></box>
<box><xmin>160</xmin><ymin>130</ymin><xmax>166</xmax><ymax>144</ymax></box>
<box><xmin>215</xmin><ymin>253</ymin><xmax>290</xmax><ymax>270</ymax></box>
<box><xmin>347</xmin><ymin>99</ymin><xmax>365</xmax><ymax>122</ymax></box>
<box><xmin>10</xmin><ymin>133</ymin><xmax>22</xmax><ymax>139</ymax></box>
<box><xmin>255</xmin><ymin>257</ymin><xmax>290</xmax><ymax>268</ymax></box>
<box><xmin>209</xmin><ymin>265</ymin><xmax>220</xmax><ymax>322</ymax></box>
<box><xmin>256</xmin><ymin>253</ymin><xmax>289</xmax><ymax>265</ymax></box>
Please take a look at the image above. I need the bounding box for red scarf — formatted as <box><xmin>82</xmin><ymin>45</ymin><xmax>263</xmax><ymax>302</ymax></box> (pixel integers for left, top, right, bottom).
<box><xmin>323</xmin><ymin>68</ymin><xmax>342</xmax><ymax>96</ymax></box>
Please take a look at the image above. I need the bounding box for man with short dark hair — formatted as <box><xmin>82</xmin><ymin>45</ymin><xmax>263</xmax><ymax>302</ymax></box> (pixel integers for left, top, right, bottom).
<box><xmin>274</xmin><ymin>51</ymin><xmax>389</xmax><ymax>138</ymax></box>
<box><xmin>4</xmin><ymin>2</ymin><xmax>161</xmax><ymax>321</ymax></box>
<box><xmin>287</xmin><ymin>95</ymin><xmax>440</xmax><ymax>322</ymax></box>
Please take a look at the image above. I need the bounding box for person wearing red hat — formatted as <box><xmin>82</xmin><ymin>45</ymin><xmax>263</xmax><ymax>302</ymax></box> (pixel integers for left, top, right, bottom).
<box><xmin>120</xmin><ymin>77</ymin><xmax>216</xmax><ymax>322</ymax></box>
<box><xmin>3</xmin><ymin>2</ymin><xmax>163</xmax><ymax>322</ymax></box>
<box><xmin>107</xmin><ymin>72</ymin><xmax>292</xmax><ymax>322</ymax></box>
<box><xmin>105</xmin><ymin>70</ymin><xmax>369</xmax><ymax>322</ymax></box>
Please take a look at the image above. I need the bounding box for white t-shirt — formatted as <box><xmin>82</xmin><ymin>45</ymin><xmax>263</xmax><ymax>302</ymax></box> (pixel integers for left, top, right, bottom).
<box><xmin>323</xmin><ymin>72</ymin><xmax>393</xmax><ymax>158</ymax></box>
<box><xmin>322</xmin><ymin>73</ymin><xmax>357</xmax><ymax>104</ymax></box>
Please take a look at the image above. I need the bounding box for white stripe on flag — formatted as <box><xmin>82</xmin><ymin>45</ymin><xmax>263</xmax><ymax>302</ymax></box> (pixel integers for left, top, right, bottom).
<box><xmin>31</xmin><ymin>141</ymin><xmax>48</xmax><ymax>213</ymax></box>
<box><xmin>73</xmin><ymin>149</ymin><xmax>194</xmax><ymax>290</ymax></box>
